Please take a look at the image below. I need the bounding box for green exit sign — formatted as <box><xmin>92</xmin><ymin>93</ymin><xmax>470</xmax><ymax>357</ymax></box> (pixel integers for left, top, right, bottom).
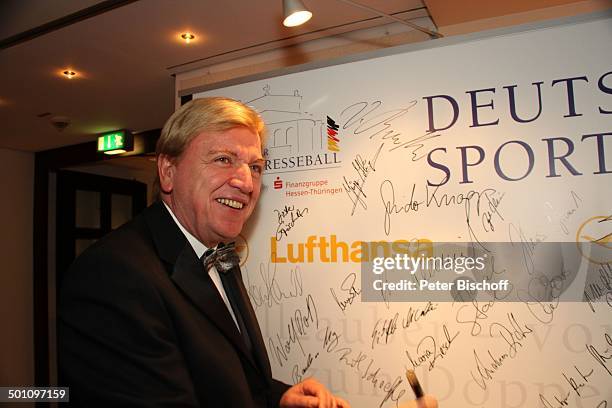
<box><xmin>97</xmin><ymin>130</ymin><xmax>133</xmax><ymax>154</ymax></box>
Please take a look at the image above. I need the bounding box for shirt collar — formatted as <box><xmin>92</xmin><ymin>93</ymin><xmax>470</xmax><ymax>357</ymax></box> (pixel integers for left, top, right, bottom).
<box><xmin>162</xmin><ymin>201</ymin><xmax>208</xmax><ymax>258</ymax></box>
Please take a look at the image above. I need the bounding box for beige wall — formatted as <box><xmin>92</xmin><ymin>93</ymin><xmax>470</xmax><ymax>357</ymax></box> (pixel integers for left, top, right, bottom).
<box><xmin>0</xmin><ymin>148</ymin><xmax>34</xmax><ymax>392</ymax></box>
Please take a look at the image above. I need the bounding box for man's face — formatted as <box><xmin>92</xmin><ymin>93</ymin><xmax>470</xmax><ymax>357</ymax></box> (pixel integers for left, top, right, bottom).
<box><xmin>160</xmin><ymin>127</ymin><xmax>264</xmax><ymax>247</ymax></box>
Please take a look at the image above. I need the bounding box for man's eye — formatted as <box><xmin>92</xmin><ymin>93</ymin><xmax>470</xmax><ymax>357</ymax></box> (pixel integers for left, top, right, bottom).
<box><xmin>216</xmin><ymin>157</ymin><xmax>231</xmax><ymax>164</ymax></box>
<box><xmin>250</xmin><ymin>164</ymin><xmax>263</xmax><ymax>174</ymax></box>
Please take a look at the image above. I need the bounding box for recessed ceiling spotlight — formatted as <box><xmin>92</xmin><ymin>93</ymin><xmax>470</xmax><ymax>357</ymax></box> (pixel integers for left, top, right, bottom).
<box><xmin>180</xmin><ymin>33</ymin><xmax>195</xmax><ymax>44</ymax></box>
<box><xmin>62</xmin><ymin>70</ymin><xmax>77</xmax><ymax>79</ymax></box>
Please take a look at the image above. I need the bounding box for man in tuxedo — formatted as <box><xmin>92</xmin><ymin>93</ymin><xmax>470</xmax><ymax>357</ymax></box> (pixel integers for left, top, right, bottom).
<box><xmin>59</xmin><ymin>97</ymin><xmax>350</xmax><ymax>407</ymax></box>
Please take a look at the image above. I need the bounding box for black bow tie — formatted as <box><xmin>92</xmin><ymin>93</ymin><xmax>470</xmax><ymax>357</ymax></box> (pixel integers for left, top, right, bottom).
<box><xmin>201</xmin><ymin>242</ymin><xmax>240</xmax><ymax>274</ymax></box>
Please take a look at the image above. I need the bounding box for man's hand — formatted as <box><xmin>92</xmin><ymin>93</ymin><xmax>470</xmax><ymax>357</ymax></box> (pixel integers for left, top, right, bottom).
<box><xmin>398</xmin><ymin>394</ymin><xmax>438</xmax><ymax>408</ymax></box>
<box><xmin>279</xmin><ymin>378</ymin><xmax>350</xmax><ymax>408</ymax></box>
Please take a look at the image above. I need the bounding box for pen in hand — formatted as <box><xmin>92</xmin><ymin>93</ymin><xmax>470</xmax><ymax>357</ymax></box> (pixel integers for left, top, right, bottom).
<box><xmin>399</xmin><ymin>369</ymin><xmax>439</xmax><ymax>408</ymax></box>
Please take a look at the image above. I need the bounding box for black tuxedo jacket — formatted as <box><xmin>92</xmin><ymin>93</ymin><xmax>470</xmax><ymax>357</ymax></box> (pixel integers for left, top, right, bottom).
<box><xmin>59</xmin><ymin>201</ymin><xmax>289</xmax><ymax>407</ymax></box>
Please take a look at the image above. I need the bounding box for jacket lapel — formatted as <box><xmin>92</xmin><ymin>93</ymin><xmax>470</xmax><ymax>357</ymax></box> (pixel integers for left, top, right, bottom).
<box><xmin>144</xmin><ymin>202</ymin><xmax>257</xmax><ymax>367</ymax></box>
<box><xmin>234</xmin><ymin>268</ymin><xmax>273</xmax><ymax>381</ymax></box>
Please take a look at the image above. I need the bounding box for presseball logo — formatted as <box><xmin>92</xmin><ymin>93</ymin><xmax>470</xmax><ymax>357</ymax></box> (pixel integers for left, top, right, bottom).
<box><xmin>245</xmin><ymin>86</ymin><xmax>342</xmax><ymax>174</ymax></box>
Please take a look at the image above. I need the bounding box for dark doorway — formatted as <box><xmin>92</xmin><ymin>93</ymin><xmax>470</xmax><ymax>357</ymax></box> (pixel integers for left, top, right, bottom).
<box><xmin>55</xmin><ymin>170</ymin><xmax>147</xmax><ymax>289</ymax></box>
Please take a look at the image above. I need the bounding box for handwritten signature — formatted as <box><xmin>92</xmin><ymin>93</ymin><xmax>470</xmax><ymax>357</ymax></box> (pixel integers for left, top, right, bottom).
<box><xmin>275</xmin><ymin>205</ymin><xmax>309</xmax><ymax>241</ymax></box>
<box><xmin>341</xmin><ymin>100</ymin><xmax>416</xmax><ymax>143</ymax></box>
<box><xmin>371</xmin><ymin>302</ymin><xmax>438</xmax><ymax>349</ymax></box>
<box><xmin>388</xmin><ymin>130</ymin><xmax>444</xmax><ymax>161</ymax></box>
<box><xmin>463</xmin><ymin>187</ymin><xmax>505</xmax><ymax>249</ymax></box>
<box><xmin>323</xmin><ymin>325</ymin><xmax>406</xmax><ymax>407</ymax></box>
<box><xmin>562</xmin><ymin>364</ymin><xmax>595</xmax><ymax>397</ymax></box>
<box><xmin>587</xmin><ymin>332</ymin><xmax>612</xmax><ymax>377</ymax></box>
<box><xmin>342</xmin><ymin>143</ymin><xmax>384</xmax><ymax>216</ymax></box>
<box><xmin>583</xmin><ymin>263</ymin><xmax>612</xmax><ymax>313</ymax></box>
<box><xmin>456</xmin><ymin>299</ymin><xmax>496</xmax><ymax>337</ymax></box>
<box><xmin>559</xmin><ymin>191</ymin><xmax>582</xmax><ymax>235</ymax></box>
<box><xmin>246</xmin><ymin>262</ymin><xmax>303</xmax><ymax>310</ymax></box>
<box><xmin>330</xmin><ymin>273</ymin><xmax>361</xmax><ymax>314</ymax></box>
<box><xmin>508</xmin><ymin>222</ymin><xmax>547</xmax><ymax>277</ymax></box>
<box><xmin>380</xmin><ymin>180</ymin><xmax>422</xmax><ymax>236</ymax></box>
<box><xmin>470</xmin><ymin>312</ymin><xmax>533</xmax><ymax>390</ymax></box>
<box><xmin>539</xmin><ymin>391</ymin><xmax>571</xmax><ymax>408</ymax></box>
<box><xmin>268</xmin><ymin>294</ymin><xmax>319</xmax><ymax>367</ymax></box>
<box><xmin>489</xmin><ymin>312</ymin><xmax>533</xmax><ymax>358</ymax></box>
<box><xmin>518</xmin><ymin>266</ymin><xmax>571</xmax><ymax>324</ymax></box>
<box><xmin>291</xmin><ymin>352</ymin><xmax>319</xmax><ymax>384</ymax></box>
<box><xmin>405</xmin><ymin>324</ymin><xmax>459</xmax><ymax>371</ymax></box>
<box><xmin>371</xmin><ymin>313</ymin><xmax>398</xmax><ymax>349</ymax></box>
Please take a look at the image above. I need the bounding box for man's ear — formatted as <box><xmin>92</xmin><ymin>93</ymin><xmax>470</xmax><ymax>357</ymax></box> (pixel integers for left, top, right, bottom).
<box><xmin>157</xmin><ymin>154</ymin><xmax>176</xmax><ymax>194</ymax></box>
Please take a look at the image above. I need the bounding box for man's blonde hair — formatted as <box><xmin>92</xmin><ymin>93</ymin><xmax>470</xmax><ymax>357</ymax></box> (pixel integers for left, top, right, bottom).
<box><xmin>154</xmin><ymin>97</ymin><xmax>266</xmax><ymax>196</ymax></box>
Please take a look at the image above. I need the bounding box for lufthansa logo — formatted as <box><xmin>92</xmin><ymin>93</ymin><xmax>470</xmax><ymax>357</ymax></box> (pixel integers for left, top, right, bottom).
<box><xmin>576</xmin><ymin>215</ymin><xmax>611</xmax><ymax>265</ymax></box>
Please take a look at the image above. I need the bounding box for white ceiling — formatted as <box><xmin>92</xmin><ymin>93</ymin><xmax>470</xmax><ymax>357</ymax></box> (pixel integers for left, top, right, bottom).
<box><xmin>0</xmin><ymin>0</ymin><xmax>608</xmax><ymax>153</ymax></box>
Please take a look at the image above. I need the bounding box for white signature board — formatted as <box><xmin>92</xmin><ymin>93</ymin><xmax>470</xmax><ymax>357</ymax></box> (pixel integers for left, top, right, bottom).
<box><xmin>194</xmin><ymin>14</ymin><xmax>612</xmax><ymax>408</ymax></box>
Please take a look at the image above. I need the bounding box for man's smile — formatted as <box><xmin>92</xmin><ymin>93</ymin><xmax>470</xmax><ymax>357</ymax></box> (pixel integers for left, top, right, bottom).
<box><xmin>216</xmin><ymin>198</ymin><xmax>245</xmax><ymax>209</ymax></box>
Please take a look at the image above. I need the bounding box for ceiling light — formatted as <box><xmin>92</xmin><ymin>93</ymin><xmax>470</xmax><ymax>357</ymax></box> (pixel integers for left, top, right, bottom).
<box><xmin>62</xmin><ymin>70</ymin><xmax>77</xmax><ymax>79</ymax></box>
<box><xmin>283</xmin><ymin>0</ymin><xmax>312</xmax><ymax>27</ymax></box>
<box><xmin>180</xmin><ymin>33</ymin><xmax>195</xmax><ymax>43</ymax></box>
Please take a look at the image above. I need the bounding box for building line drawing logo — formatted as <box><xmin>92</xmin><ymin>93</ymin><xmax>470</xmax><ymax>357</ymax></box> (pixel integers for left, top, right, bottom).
<box><xmin>246</xmin><ymin>85</ymin><xmax>342</xmax><ymax>174</ymax></box>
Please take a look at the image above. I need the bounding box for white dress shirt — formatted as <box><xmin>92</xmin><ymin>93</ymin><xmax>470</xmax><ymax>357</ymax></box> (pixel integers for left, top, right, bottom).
<box><xmin>163</xmin><ymin>202</ymin><xmax>240</xmax><ymax>331</ymax></box>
